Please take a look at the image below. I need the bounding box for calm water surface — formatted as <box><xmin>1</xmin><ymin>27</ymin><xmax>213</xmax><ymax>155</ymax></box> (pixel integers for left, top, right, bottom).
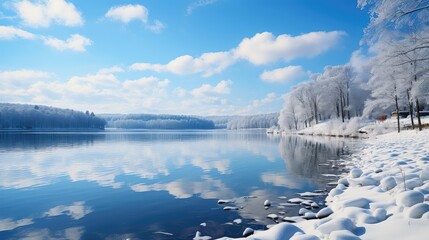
<box><xmin>0</xmin><ymin>130</ymin><xmax>356</xmax><ymax>239</ymax></box>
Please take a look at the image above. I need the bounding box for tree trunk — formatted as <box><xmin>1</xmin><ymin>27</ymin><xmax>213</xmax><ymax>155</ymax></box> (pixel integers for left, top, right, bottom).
<box><xmin>406</xmin><ymin>89</ymin><xmax>415</xmax><ymax>129</ymax></box>
<box><xmin>416</xmin><ymin>98</ymin><xmax>422</xmax><ymax>131</ymax></box>
<box><xmin>314</xmin><ymin>101</ymin><xmax>318</xmax><ymax>124</ymax></box>
<box><xmin>340</xmin><ymin>92</ymin><xmax>345</xmax><ymax>123</ymax></box>
<box><xmin>346</xmin><ymin>81</ymin><xmax>351</xmax><ymax>120</ymax></box>
<box><xmin>395</xmin><ymin>94</ymin><xmax>400</xmax><ymax>133</ymax></box>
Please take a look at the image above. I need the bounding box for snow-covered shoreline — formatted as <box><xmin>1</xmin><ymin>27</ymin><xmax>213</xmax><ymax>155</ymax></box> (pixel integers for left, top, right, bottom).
<box><xmin>217</xmin><ymin>129</ymin><xmax>429</xmax><ymax>240</ymax></box>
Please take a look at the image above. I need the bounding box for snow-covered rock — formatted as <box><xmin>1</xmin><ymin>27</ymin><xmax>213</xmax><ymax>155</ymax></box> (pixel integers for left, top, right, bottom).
<box><xmin>406</xmin><ymin>203</ymin><xmax>429</xmax><ymax>219</ymax></box>
<box><xmin>193</xmin><ymin>231</ymin><xmax>212</xmax><ymax>240</ymax></box>
<box><xmin>218</xmin><ymin>199</ymin><xmax>233</xmax><ymax>204</ymax></box>
<box><xmin>316</xmin><ymin>207</ymin><xmax>333</xmax><ymax>219</ymax></box>
<box><xmin>303</xmin><ymin>212</ymin><xmax>317</xmax><ymax>220</ymax></box>
<box><xmin>349</xmin><ymin>168</ymin><xmax>363</xmax><ymax>178</ymax></box>
<box><xmin>380</xmin><ymin>176</ymin><xmax>397</xmax><ymax>191</ymax></box>
<box><xmin>396</xmin><ymin>190</ymin><xmax>424</xmax><ymax>207</ymax></box>
<box><xmin>299</xmin><ymin>208</ymin><xmax>312</xmax><ymax>215</ymax></box>
<box><xmin>264</xmin><ymin>200</ymin><xmax>271</xmax><ymax>207</ymax></box>
<box><xmin>373</xmin><ymin>208</ymin><xmax>387</xmax><ymax>221</ymax></box>
<box><xmin>317</xmin><ymin>217</ymin><xmax>355</xmax><ymax>235</ymax></box>
<box><xmin>249</xmin><ymin>223</ymin><xmax>303</xmax><ymax>240</ymax></box>
<box><xmin>223</xmin><ymin>206</ymin><xmax>239</xmax><ymax>211</ymax></box>
<box><xmin>329</xmin><ymin>188</ymin><xmax>344</xmax><ymax>197</ymax></box>
<box><xmin>233</xmin><ymin>219</ymin><xmax>242</xmax><ymax>224</ymax></box>
<box><xmin>404</xmin><ymin>178</ymin><xmax>423</xmax><ymax>190</ymax></box>
<box><xmin>243</xmin><ymin>228</ymin><xmax>254</xmax><ymax>237</ymax></box>
<box><xmin>420</xmin><ymin>166</ymin><xmax>429</xmax><ymax>181</ymax></box>
<box><xmin>338</xmin><ymin>178</ymin><xmax>349</xmax><ymax>187</ymax></box>
<box><xmin>267</xmin><ymin>214</ymin><xmax>279</xmax><ymax>220</ymax></box>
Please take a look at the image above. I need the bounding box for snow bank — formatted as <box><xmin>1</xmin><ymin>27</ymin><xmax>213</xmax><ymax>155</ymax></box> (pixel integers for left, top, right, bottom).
<box><xmin>219</xmin><ymin>129</ymin><xmax>429</xmax><ymax>240</ymax></box>
<box><xmin>293</xmin><ymin>116</ymin><xmax>429</xmax><ymax>137</ymax></box>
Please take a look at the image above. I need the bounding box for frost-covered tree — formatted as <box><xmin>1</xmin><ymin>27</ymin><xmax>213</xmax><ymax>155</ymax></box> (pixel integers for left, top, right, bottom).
<box><xmin>359</xmin><ymin>0</ymin><xmax>429</xmax><ymax>131</ymax></box>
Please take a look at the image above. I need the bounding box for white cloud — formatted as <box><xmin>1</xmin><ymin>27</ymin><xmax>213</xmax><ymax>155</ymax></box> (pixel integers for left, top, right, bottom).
<box><xmin>0</xmin><ymin>25</ymin><xmax>35</xmax><ymax>39</ymax></box>
<box><xmin>237</xmin><ymin>92</ymin><xmax>280</xmax><ymax>115</ymax></box>
<box><xmin>105</xmin><ymin>4</ymin><xmax>148</xmax><ymax>23</ymax></box>
<box><xmin>44</xmin><ymin>202</ymin><xmax>92</xmax><ymax>220</ymax></box>
<box><xmin>0</xmin><ymin>218</ymin><xmax>33</xmax><ymax>231</ymax></box>
<box><xmin>0</xmin><ymin>69</ymin><xmax>52</xmax><ymax>80</ymax></box>
<box><xmin>0</xmin><ymin>26</ymin><xmax>92</xmax><ymax>52</ymax></box>
<box><xmin>173</xmin><ymin>87</ymin><xmax>187</xmax><ymax>97</ymax></box>
<box><xmin>234</xmin><ymin>31</ymin><xmax>345</xmax><ymax>65</ymax></box>
<box><xmin>191</xmin><ymin>80</ymin><xmax>232</xmax><ymax>97</ymax></box>
<box><xmin>131</xmin><ymin>31</ymin><xmax>344</xmax><ymax>77</ymax></box>
<box><xmin>97</xmin><ymin>66</ymin><xmax>124</xmax><ymax>74</ymax></box>
<box><xmin>260</xmin><ymin>65</ymin><xmax>306</xmax><ymax>83</ymax></box>
<box><xmin>186</xmin><ymin>0</ymin><xmax>218</xmax><ymax>15</ymax></box>
<box><xmin>105</xmin><ymin>4</ymin><xmax>165</xmax><ymax>33</ymax></box>
<box><xmin>146</xmin><ymin>19</ymin><xmax>165</xmax><ymax>33</ymax></box>
<box><xmin>131</xmin><ymin>51</ymin><xmax>236</xmax><ymax>77</ymax></box>
<box><xmin>251</xmin><ymin>92</ymin><xmax>278</xmax><ymax>107</ymax></box>
<box><xmin>43</xmin><ymin>34</ymin><xmax>92</xmax><ymax>52</ymax></box>
<box><xmin>14</xmin><ymin>0</ymin><xmax>83</xmax><ymax>28</ymax></box>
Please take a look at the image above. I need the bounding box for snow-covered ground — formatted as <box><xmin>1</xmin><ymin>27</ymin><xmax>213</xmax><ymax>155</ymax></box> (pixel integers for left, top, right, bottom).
<box><xmin>296</xmin><ymin>116</ymin><xmax>429</xmax><ymax>137</ymax></box>
<box><xmin>216</xmin><ymin>129</ymin><xmax>429</xmax><ymax>240</ymax></box>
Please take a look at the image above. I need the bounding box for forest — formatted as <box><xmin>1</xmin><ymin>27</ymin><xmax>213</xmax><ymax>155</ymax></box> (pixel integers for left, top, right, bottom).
<box><xmin>102</xmin><ymin>114</ymin><xmax>216</xmax><ymax>129</ymax></box>
<box><xmin>279</xmin><ymin>0</ymin><xmax>429</xmax><ymax>133</ymax></box>
<box><xmin>0</xmin><ymin>103</ymin><xmax>106</xmax><ymax>129</ymax></box>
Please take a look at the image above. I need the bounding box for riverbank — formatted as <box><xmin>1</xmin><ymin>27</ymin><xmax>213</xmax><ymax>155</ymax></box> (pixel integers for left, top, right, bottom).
<box><xmin>218</xmin><ymin>129</ymin><xmax>429</xmax><ymax>239</ymax></box>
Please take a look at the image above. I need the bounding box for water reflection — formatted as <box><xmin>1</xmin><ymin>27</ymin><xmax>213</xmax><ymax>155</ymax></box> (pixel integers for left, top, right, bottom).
<box><xmin>0</xmin><ymin>131</ymin><xmax>356</xmax><ymax>239</ymax></box>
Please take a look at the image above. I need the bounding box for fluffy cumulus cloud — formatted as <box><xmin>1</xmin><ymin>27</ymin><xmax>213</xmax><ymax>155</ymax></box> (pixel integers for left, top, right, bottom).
<box><xmin>0</xmin><ymin>26</ymin><xmax>92</xmax><ymax>52</ymax></box>
<box><xmin>14</xmin><ymin>0</ymin><xmax>83</xmax><ymax>28</ymax></box>
<box><xmin>0</xmin><ymin>69</ymin><xmax>172</xmax><ymax>113</ymax></box>
<box><xmin>0</xmin><ymin>25</ymin><xmax>35</xmax><ymax>39</ymax></box>
<box><xmin>0</xmin><ymin>69</ymin><xmax>52</xmax><ymax>81</ymax></box>
<box><xmin>234</xmin><ymin>31</ymin><xmax>345</xmax><ymax>65</ymax></box>
<box><xmin>105</xmin><ymin>4</ymin><xmax>165</xmax><ymax>32</ymax></box>
<box><xmin>260</xmin><ymin>65</ymin><xmax>306</xmax><ymax>83</ymax></box>
<box><xmin>131</xmin><ymin>31</ymin><xmax>344</xmax><ymax>77</ymax></box>
<box><xmin>190</xmin><ymin>80</ymin><xmax>232</xmax><ymax>97</ymax></box>
<box><xmin>131</xmin><ymin>51</ymin><xmax>235</xmax><ymax>77</ymax></box>
<box><xmin>43</xmin><ymin>34</ymin><xmax>92</xmax><ymax>52</ymax></box>
<box><xmin>105</xmin><ymin>4</ymin><xmax>148</xmax><ymax>23</ymax></box>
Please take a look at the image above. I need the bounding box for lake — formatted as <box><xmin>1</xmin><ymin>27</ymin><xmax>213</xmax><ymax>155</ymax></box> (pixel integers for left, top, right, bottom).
<box><xmin>0</xmin><ymin>130</ymin><xmax>356</xmax><ymax>239</ymax></box>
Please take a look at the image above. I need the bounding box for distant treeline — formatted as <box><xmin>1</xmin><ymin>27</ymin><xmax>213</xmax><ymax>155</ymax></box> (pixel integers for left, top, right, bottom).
<box><xmin>204</xmin><ymin>113</ymin><xmax>279</xmax><ymax>129</ymax></box>
<box><xmin>102</xmin><ymin>114</ymin><xmax>216</xmax><ymax>129</ymax></box>
<box><xmin>0</xmin><ymin>103</ymin><xmax>279</xmax><ymax>130</ymax></box>
<box><xmin>0</xmin><ymin>103</ymin><xmax>106</xmax><ymax>129</ymax></box>
<box><xmin>102</xmin><ymin>113</ymin><xmax>279</xmax><ymax>130</ymax></box>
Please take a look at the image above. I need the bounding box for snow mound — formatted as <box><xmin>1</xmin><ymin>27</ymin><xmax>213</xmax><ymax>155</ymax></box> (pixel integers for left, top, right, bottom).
<box><xmin>380</xmin><ymin>176</ymin><xmax>397</xmax><ymax>191</ymax></box>
<box><xmin>406</xmin><ymin>203</ymin><xmax>429</xmax><ymax>219</ymax></box>
<box><xmin>317</xmin><ymin>217</ymin><xmax>355</xmax><ymax>235</ymax></box>
<box><xmin>329</xmin><ymin>230</ymin><xmax>361</xmax><ymax>240</ymax></box>
<box><xmin>290</xmin><ymin>232</ymin><xmax>320</xmax><ymax>240</ymax></box>
<box><xmin>316</xmin><ymin>207</ymin><xmax>333</xmax><ymax>219</ymax></box>
<box><xmin>349</xmin><ymin>168</ymin><xmax>363</xmax><ymax>178</ymax></box>
<box><xmin>340</xmin><ymin>198</ymin><xmax>371</xmax><ymax>209</ymax></box>
<box><xmin>396</xmin><ymin>190</ymin><xmax>424</xmax><ymax>207</ymax></box>
<box><xmin>420</xmin><ymin>166</ymin><xmax>429</xmax><ymax>181</ymax></box>
<box><xmin>250</xmin><ymin>223</ymin><xmax>304</xmax><ymax>240</ymax></box>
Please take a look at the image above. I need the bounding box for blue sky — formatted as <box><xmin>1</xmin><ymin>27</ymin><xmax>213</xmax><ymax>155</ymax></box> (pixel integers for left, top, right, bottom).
<box><xmin>0</xmin><ymin>0</ymin><xmax>368</xmax><ymax>115</ymax></box>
